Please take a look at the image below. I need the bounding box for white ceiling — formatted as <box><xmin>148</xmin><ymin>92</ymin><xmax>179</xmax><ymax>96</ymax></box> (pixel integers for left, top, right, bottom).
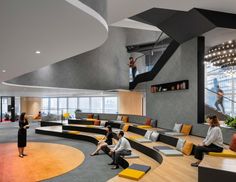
<box><xmin>108</xmin><ymin>0</ymin><xmax>236</xmax><ymax>24</ymax></box>
<box><xmin>0</xmin><ymin>82</ymin><xmax>116</xmax><ymax>97</ymax></box>
<box><xmin>2</xmin><ymin>0</ymin><xmax>236</xmax><ymax>97</ymax></box>
<box><xmin>0</xmin><ymin>0</ymin><xmax>108</xmax><ymax>83</ymax></box>
<box><xmin>111</xmin><ymin>18</ymin><xmax>161</xmax><ymax>31</ymax></box>
<box><xmin>204</xmin><ymin>28</ymin><xmax>236</xmax><ymax>48</ymax></box>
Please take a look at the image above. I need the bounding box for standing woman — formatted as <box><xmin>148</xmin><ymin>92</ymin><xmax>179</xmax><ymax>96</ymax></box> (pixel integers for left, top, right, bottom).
<box><xmin>90</xmin><ymin>125</ymin><xmax>113</xmax><ymax>156</ymax></box>
<box><xmin>18</xmin><ymin>112</ymin><xmax>30</xmax><ymax>158</ymax></box>
<box><xmin>191</xmin><ymin>115</ymin><xmax>223</xmax><ymax>167</ymax></box>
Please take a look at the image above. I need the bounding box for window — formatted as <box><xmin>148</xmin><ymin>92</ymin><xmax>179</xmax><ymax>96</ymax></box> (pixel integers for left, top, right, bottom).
<box><xmin>68</xmin><ymin>98</ymin><xmax>78</xmax><ymax>116</ymax></box>
<box><xmin>58</xmin><ymin>98</ymin><xmax>67</xmax><ymax>115</ymax></box>
<box><xmin>40</xmin><ymin>96</ymin><xmax>118</xmax><ymax>116</ymax></box>
<box><xmin>50</xmin><ymin>98</ymin><xmax>58</xmax><ymax>115</ymax></box>
<box><xmin>79</xmin><ymin>97</ymin><xmax>90</xmax><ymax>112</ymax></box>
<box><xmin>104</xmin><ymin>97</ymin><xmax>118</xmax><ymax>113</ymax></box>
<box><xmin>42</xmin><ymin>98</ymin><xmax>49</xmax><ymax>115</ymax></box>
<box><xmin>91</xmin><ymin>97</ymin><xmax>103</xmax><ymax>113</ymax></box>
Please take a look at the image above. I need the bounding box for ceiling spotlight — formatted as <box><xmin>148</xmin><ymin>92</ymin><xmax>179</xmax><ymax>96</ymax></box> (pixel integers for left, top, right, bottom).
<box><xmin>229</xmin><ymin>49</ymin><xmax>233</xmax><ymax>53</ymax></box>
<box><xmin>223</xmin><ymin>51</ymin><xmax>227</xmax><ymax>54</ymax></box>
<box><xmin>213</xmin><ymin>53</ymin><xmax>216</xmax><ymax>56</ymax></box>
<box><xmin>2</xmin><ymin>70</ymin><xmax>6</xmax><ymax>73</ymax></box>
<box><xmin>35</xmin><ymin>50</ymin><xmax>41</xmax><ymax>54</ymax></box>
<box><xmin>228</xmin><ymin>40</ymin><xmax>232</xmax><ymax>44</ymax></box>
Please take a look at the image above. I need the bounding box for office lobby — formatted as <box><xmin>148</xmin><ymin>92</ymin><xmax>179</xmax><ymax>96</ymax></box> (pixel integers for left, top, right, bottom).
<box><xmin>1</xmin><ymin>0</ymin><xmax>236</xmax><ymax>182</ymax></box>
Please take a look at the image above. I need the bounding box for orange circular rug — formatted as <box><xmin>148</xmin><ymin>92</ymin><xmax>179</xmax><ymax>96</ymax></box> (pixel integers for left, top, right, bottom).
<box><xmin>0</xmin><ymin>142</ymin><xmax>85</xmax><ymax>182</ymax></box>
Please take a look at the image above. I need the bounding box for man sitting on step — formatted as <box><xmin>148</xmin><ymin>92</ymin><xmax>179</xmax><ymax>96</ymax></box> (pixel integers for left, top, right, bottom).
<box><xmin>108</xmin><ymin>131</ymin><xmax>132</xmax><ymax>169</ymax></box>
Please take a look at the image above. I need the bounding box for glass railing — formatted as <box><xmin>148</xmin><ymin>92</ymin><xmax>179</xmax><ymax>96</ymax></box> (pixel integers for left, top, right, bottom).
<box><xmin>129</xmin><ymin>34</ymin><xmax>172</xmax><ymax>82</ymax></box>
<box><xmin>205</xmin><ymin>88</ymin><xmax>236</xmax><ymax>117</ymax></box>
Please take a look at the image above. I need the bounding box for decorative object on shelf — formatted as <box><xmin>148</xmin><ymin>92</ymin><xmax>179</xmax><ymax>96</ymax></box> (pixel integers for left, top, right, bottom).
<box><xmin>151</xmin><ymin>80</ymin><xmax>189</xmax><ymax>93</ymax></box>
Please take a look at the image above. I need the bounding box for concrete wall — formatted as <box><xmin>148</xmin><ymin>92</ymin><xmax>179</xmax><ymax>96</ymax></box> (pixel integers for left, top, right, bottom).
<box><xmin>7</xmin><ymin>27</ymin><xmax>159</xmax><ymax>90</ymax></box>
<box><xmin>141</xmin><ymin>38</ymin><xmax>236</xmax><ymax>144</ymax></box>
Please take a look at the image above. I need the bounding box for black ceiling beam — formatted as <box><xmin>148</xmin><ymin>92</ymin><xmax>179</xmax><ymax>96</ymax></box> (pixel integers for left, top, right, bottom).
<box><xmin>131</xmin><ymin>8</ymin><xmax>236</xmax><ymax>44</ymax></box>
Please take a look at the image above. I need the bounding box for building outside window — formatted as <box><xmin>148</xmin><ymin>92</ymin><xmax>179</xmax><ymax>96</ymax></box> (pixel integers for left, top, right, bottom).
<box><xmin>58</xmin><ymin>98</ymin><xmax>67</xmax><ymax>115</ymax></box>
<box><xmin>41</xmin><ymin>96</ymin><xmax>118</xmax><ymax>116</ymax></box>
<box><xmin>91</xmin><ymin>97</ymin><xmax>103</xmax><ymax>113</ymax></box>
<box><xmin>50</xmin><ymin>98</ymin><xmax>58</xmax><ymax>115</ymax></box>
<box><xmin>104</xmin><ymin>97</ymin><xmax>118</xmax><ymax>113</ymax></box>
<box><xmin>78</xmin><ymin>97</ymin><xmax>90</xmax><ymax>113</ymax></box>
<box><xmin>68</xmin><ymin>98</ymin><xmax>78</xmax><ymax>117</ymax></box>
<box><xmin>41</xmin><ymin>98</ymin><xmax>49</xmax><ymax>115</ymax></box>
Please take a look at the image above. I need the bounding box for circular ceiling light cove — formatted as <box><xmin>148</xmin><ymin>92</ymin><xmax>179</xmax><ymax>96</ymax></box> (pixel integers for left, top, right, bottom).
<box><xmin>205</xmin><ymin>40</ymin><xmax>236</xmax><ymax>67</ymax></box>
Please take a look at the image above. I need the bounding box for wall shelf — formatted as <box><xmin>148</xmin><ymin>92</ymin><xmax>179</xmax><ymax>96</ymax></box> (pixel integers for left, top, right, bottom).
<box><xmin>151</xmin><ymin>80</ymin><xmax>189</xmax><ymax>93</ymax></box>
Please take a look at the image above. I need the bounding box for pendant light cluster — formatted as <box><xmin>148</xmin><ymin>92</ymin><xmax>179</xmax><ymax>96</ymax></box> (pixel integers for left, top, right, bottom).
<box><xmin>205</xmin><ymin>40</ymin><xmax>236</xmax><ymax>67</ymax></box>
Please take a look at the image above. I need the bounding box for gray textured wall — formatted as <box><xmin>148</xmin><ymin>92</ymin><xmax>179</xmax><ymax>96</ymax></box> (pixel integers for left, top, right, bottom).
<box><xmin>141</xmin><ymin>38</ymin><xmax>235</xmax><ymax>144</ymax></box>
<box><xmin>79</xmin><ymin>0</ymin><xmax>107</xmax><ymax>20</ymax></box>
<box><xmin>7</xmin><ymin>27</ymin><xmax>159</xmax><ymax>90</ymax></box>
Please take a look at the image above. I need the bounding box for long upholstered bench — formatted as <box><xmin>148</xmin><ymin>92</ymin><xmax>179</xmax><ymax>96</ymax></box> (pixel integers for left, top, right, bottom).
<box><xmin>36</xmin><ymin>121</ymin><xmax>236</xmax><ymax>182</ymax></box>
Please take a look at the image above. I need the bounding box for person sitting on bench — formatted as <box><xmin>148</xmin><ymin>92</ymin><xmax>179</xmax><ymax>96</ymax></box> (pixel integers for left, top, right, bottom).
<box><xmin>191</xmin><ymin>115</ymin><xmax>223</xmax><ymax>167</ymax></box>
<box><xmin>90</xmin><ymin>125</ymin><xmax>113</xmax><ymax>156</ymax></box>
<box><xmin>108</xmin><ymin>131</ymin><xmax>132</xmax><ymax>169</ymax></box>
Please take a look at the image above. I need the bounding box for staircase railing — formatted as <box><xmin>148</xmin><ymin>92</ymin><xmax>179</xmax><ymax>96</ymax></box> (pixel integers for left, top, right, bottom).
<box><xmin>205</xmin><ymin>88</ymin><xmax>236</xmax><ymax>117</ymax></box>
<box><xmin>128</xmin><ymin>39</ymin><xmax>179</xmax><ymax>89</ymax></box>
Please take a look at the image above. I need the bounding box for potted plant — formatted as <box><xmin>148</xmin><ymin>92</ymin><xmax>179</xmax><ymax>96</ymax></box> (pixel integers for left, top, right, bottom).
<box><xmin>225</xmin><ymin>116</ymin><xmax>236</xmax><ymax>129</ymax></box>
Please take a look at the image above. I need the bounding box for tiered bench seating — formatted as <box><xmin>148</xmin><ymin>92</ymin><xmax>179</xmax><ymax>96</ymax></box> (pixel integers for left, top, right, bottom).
<box><xmin>36</xmin><ymin>121</ymin><xmax>236</xmax><ymax>182</ymax></box>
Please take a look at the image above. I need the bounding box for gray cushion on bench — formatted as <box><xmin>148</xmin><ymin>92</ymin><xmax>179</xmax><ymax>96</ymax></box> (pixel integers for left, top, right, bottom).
<box><xmin>128</xmin><ymin>164</ymin><xmax>151</xmax><ymax>173</ymax></box>
<box><xmin>153</xmin><ymin>146</ymin><xmax>173</xmax><ymax>151</ymax></box>
<box><xmin>164</xmin><ymin>132</ymin><xmax>185</xmax><ymax>136</ymax></box>
<box><xmin>159</xmin><ymin>149</ymin><xmax>183</xmax><ymax>156</ymax></box>
<box><xmin>122</xmin><ymin>153</ymin><xmax>139</xmax><ymax>159</ymax></box>
<box><xmin>135</xmin><ymin>138</ymin><xmax>152</xmax><ymax>143</ymax></box>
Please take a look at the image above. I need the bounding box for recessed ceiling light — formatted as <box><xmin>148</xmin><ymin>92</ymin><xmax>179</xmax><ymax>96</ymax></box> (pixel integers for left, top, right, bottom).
<box><xmin>2</xmin><ymin>70</ymin><xmax>6</xmax><ymax>73</ymax></box>
<box><xmin>35</xmin><ymin>50</ymin><xmax>41</xmax><ymax>54</ymax></box>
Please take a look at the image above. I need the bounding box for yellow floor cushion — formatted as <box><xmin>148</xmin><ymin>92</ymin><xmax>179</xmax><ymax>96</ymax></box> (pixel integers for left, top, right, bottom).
<box><xmin>86</xmin><ymin>118</ymin><xmax>97</xmax><ymax>121</ymax></box>
<box><xmin>123</xmin><ymin>124</ymin><xmax>130</xmax><ymax>132</ymax></box>
<box><xmin>181</xmin><ymin>124</ymin><xmax>192</xmax><ymax>135</ymax></box>
<box><xmin>67</xmin><ymin>131</ymin><xmax>80</xmax><ymax>135</ymax></box>
<box><xmin>95</xmin><ymin>135</ymin><xmax>105</xmax><ymax>140</ymax></box>
<box><xmin>137</xmin><ymin>125</ymin><xmax>152</xmax><ymax>129</ymax></box>
<box><xmin>208</xmin><ymin>149</ymin><xmax>236</xmax><ymax>158</ymax></box>
<box><xmin>128</xmin><ymin>136</ymin><xmax>143</xmax><ymax>140</ymax></box>
<box><xmin>87</xmin><ymin>125</ymin><xmax>96</xmax><ymax>128</ymax></box>
<box><xmin>118</xmin><ymin>168</ymin><xmax>145</xmax><ymax>180</ymax></box>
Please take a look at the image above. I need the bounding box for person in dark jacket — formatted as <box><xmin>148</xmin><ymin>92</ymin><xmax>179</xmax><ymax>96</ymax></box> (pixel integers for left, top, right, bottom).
<box><xmin>18</xmin><ymin>112</ymin><xmax>30</xmax><ymax>158</ymax></box>
<box><xmin>90</xmin><ymin>125</ymin><xmax>113</xmax><ymax>156</ymax></box>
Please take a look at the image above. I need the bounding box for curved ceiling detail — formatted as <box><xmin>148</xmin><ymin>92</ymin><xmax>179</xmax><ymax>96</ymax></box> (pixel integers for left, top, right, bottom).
<box><xmin>0</xmin><ymin>0</ymin><xmax>108</xmax><ymax>82</ymax></box>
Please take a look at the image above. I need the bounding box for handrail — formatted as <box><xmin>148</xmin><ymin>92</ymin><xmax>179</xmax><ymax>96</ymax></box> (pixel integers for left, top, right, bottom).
<box><xmin>205</xmin><ymin>88</ymin><xmax>236</xmax><ymax>103</ymax></box>
<box><xmin>129</xmin><ymin>40</ymin><xmax>179</xmax><ymax>90</ymax></box>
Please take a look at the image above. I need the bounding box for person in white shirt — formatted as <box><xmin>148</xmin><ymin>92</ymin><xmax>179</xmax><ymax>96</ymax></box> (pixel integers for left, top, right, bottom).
<box><xmin>108</xmin><ymin>131</ymin><xmax>132</xmax><ymax>169</ymax></box>
<box><xmin>191</xmin><ymin>115</ymin><xmax>223</xmax><ymax>167</ymax></box>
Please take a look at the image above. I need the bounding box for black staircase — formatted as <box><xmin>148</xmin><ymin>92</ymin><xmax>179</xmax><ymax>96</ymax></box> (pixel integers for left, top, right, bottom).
<box><xmin>129</xmin><ymin>40</ymin><xmax>179</xmax><ymax>90</ymax></box>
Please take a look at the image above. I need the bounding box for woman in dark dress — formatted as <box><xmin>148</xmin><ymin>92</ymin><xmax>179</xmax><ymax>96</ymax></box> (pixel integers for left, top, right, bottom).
<box><xmin>90</xmin><ymin>125</ymin><xmax>113</xmax><ymax>156</ymax></box>
<box><xmin>18</xmin><ymin>112</ymin><xmax>30</xmax><ymax>158</ymax></box>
